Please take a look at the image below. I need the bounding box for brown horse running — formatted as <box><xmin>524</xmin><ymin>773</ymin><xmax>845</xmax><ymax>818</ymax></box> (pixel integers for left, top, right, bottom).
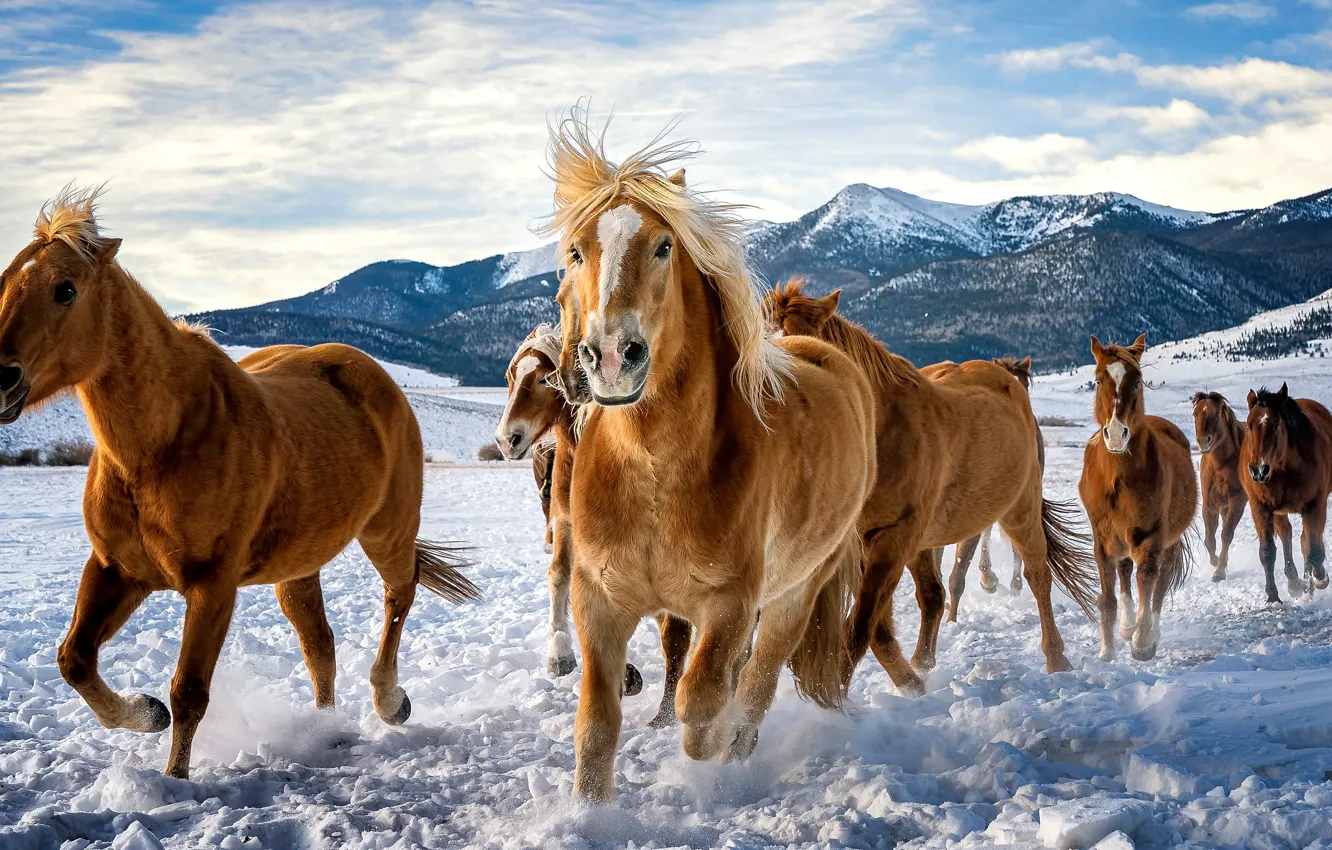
<box><xmin>543</xmin><ymin>118</ymin><xmax>874</xmax><ymax>801</ymax></box>
<box><xmin>946</xmin><ymin>356</ymin><xmax>1046</xmax><ymax>620</ymax></box>
<box><xmin>0</xmin><ymin>189</ymin><xmax>479</xmax><ymax>779</ymax></box>
<box><xmin>1079</xmin><ymin>335</ymin><xmax>1196</xmax><ymax>661</ymax></box>
<box><xmin>765</xmin><ymin>283</ymin><xmax>1097</xmax><ymax>694</ymax></box>
<box><xmin>1193</xmin><ymin>391</ymin><xmax>1296</xmax><ymax>585</ymax></box>
<box><xmin>1241</xmin><ymin>383</ymin><xmax>1332</xmax><ymax>601</ymax></box>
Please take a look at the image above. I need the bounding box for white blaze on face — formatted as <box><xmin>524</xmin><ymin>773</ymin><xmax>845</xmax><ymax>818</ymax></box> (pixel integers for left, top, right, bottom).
<box><xmin>595</xmin><ymin>204</ymin><xmax>642</xmax><ymax>313</ymax></box>
<box><xmin>1103</xmin><ymin>361</ymin><xmax>1131</xmax><ymax>453</ymax></box>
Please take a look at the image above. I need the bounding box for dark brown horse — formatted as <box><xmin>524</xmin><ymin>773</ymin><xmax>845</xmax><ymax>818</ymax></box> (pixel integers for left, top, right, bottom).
<box><xmin>1241</xmin><ymin>383</ymin><xmax>1332</xmax><ymax>602</ymax></box>
<box><xmin>1193</xmin><ymin>391</ymin><xmax>1296</xmax><ymax>584</ymax></box>
<box><xmin>0</xmin><ymin>188</ymin><xmax>479</xmax><ymax>779</ymax></box>
<box><xmin>1079</xmin><ymin>335</ymin><xmax>1196</xmax><ymax>661</ymax></box>
<box><xmin>946</xmin><ymin>356</ymin><xmax>1045</xmax><ymax>620</ymax></box>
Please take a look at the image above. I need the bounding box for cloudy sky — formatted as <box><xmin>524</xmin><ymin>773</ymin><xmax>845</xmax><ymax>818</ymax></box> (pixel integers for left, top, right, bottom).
<box><xmin>2</xmin><ymin>0</ymin><xmax>1331</xmax><ymax>312</ymax></box>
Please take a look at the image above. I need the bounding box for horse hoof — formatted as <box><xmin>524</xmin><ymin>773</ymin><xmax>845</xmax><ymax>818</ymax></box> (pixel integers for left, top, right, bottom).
<box><xmin>898</xmin><ymin>679</ymin><xmax>926</xmax><ymax>698</ymax></box>
<box><xmin>727</xmin><ymin>727</ymin><xmax>758</xmax><ymax>761</ymax></box>
<box><xmin>1131</xmin><ymin>645</ymin><xmax>1157</xmax><ymax>662</ymax></box>
<box><xmin>126</xmin><ymin>694</ymin><xmax>171</xmax><ymax>733</ymax></box>
<box><xmin>911</xmin><ymin>656</ymin><xmax>937</xmax><ymax>674</ymax></box>
<box><xmin>622</xmin><ymin>664</ymin><xmax>643</xmax><ymax>697</ymax></box>
<box><xmin>1098</xmin><ymin>646</ymin><xmax>1115</xmax><ymax>662</ymax></box>
<box><xmin>979</xmin><ymin>574</ymin><xmax>998</xmax><ymax>594</ymax></box>
<box><xmin>548</xmin><ymin>655</ymin><xmax>577</xmax><ymax>678</ymax></box>
<box><xmin>1316</xmin><ymin>575</ymin><xmax>1330</xmax><ymax>591</ymax></box>
<box><xmin>381</xmin><ymin>692</ymin><xmax>412</xmax><ymax>726</ymax></box>
<box><xmin>1212</xmin><ymin>570</ymin><xmax>1226</xmax><ymax>583</ymax></box>
<box><xmin>1048</xmin><ymin>654</ymin><xmax>1073</xmax><ymax>673</ymax></box>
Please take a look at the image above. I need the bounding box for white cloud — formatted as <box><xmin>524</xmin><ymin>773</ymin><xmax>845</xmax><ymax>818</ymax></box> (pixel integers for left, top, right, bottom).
<box><xmin>1184</xmin><ymin>2</ymin><xmax>1275</xmax><ymax>21</ymax></box>
<box><xmin>1084</xmin><ymin>99</ymin><xmax>1211</xmax><ymax>135</ymax></box>
<box><xmin>953</xmin><ymin>133</ymin><xmax>1094</xmax><ymax>174</ymax></box>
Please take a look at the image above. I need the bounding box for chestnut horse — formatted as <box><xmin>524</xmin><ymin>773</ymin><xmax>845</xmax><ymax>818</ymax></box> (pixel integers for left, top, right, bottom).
<box><xmin>1241</xmin><ymin>383</ymin><xmax>1332</xmax><ymax>601</ymax></box>
<box><xmin>1193</xmin><ymin>391</ymin><xmax>1296</xmax><ymax>585</ymax></box>
<box><xmin>765</xmin><ymin>284</ymin><xmax>1096</xmax><ymax>693</ymax></box>
<box><xmin>0</xmin><ymin>189</ymin><xmax>479</xmax><ymax>779</ymax></box>
<box><xmin>495</xmin><ymin>325</ymin><xmax>702</xmax><ymax>721</ymax></box>
<box><xmin>1079</xmin><ymin>335</ymin><xmax>1196</xmax><ymax>661</ymax></box>
<box><xmin>541</xmin><ymin>117</ymin><xmax>874</xmax><ymax>801</ymax></box>
<box><xmin>946</xmin><ymin>355</ymin><xmax>1045</xmax><ymax>620</ymax></box>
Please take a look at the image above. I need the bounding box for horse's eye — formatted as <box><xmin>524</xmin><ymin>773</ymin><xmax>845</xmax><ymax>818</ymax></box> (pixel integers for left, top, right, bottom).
<box><xmin>54</xmin><ymin>280</ymin><xmax>77</xmax><ymax>305</ymax></box>
<box><xmin>541</xmin><ymin>373</ymin><xmax>558</xmax><ymax>388</ymax></box>
<box><xmin>569</xmin><ymin>247</ymin><xmax>582</xmax><ymax>265</ymax></box>
<box><xmin>654</xmin><ymin>239</ymin><xmax>672</xmax><ymax>260</ymax></box>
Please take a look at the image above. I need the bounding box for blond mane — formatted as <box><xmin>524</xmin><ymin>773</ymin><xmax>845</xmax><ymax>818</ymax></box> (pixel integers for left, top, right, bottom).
<box><xmin>536</xmin><ymin>108</ymin><xmax>792</xmax><ymax>419</ymax></box>
<box><xmin>34</xmin><ymin>184</ymin><xmax>112</xmax><ymax>265</ymax></box>
<box><xmin>509</xmin><ymin>323</ymin><xmax>563</xmax><ymax>374</ymax></box>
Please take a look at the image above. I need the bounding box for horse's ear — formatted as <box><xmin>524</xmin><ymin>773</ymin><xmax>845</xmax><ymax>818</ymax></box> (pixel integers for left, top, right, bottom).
<box><xmin>1129</xmin><ymin>333</ymin><xmax>1147</xmax><ymax>359</ymax></box>
<box><xmin>1278</xmin><ymin>382</ymin><xmax>1289</xmax><ymax>401</ymax></box>
<box><xmin>95</xmin><ymin>237</ymin><xmax>121</xmax><ymax>265</ymax></box>
<box><xmin>818</xmin><ymin>289</ymin><xmax>841</xmax><ymax>314</ymax></box>
<box><xmin>1248</xmin><ymin>389</ymin><xmax>1259</xmax><ymax>409</ymax></box>
<box><xmin>1019</xmin><ymin>355</ymin><xmax>1031</xmax><ymax>371</ymax></box>
<box><xmin>1192</xmin><ymin>391</ymin><xmax>1205</xmax><ymax>405</ymax></box>
<box><xmin>1090</xmin><ymin>336</ymin><xmax>1104</xmax><ymax>359</ymax></box>
<box><xmin>667</xmin><ymin>168</ymin><xmax>686</xmax><ymax>188</ymax></box>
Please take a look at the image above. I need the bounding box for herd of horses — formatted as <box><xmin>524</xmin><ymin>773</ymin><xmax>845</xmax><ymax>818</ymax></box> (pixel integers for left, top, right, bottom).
<box><xmin>1</xmin><ymin>116</ymin><xmax>1329</xmax><ymax>800</ymax></box>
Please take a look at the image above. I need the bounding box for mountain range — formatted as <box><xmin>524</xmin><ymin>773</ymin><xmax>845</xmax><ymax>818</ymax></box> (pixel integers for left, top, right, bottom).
<box><xmin>187</xmin><ymin>185</ymin><xmax>1332</xmax><ymax>384</ymax></box>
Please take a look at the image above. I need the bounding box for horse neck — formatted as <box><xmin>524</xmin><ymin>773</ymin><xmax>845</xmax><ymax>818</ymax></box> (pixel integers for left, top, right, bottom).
<box><xmin>77</xmin><ymin>267</ymin><xmax>217</xmax><ymax>477</ymax></box>
<box><xmin>819</xmin><ymin>313</ymin><xmax>920</xmax><ymax>389</ymax></box>
<box><xmin>1212</xmin><ymin>412</ymin><xmax>1245</xmax><ymax>463</ymax></box>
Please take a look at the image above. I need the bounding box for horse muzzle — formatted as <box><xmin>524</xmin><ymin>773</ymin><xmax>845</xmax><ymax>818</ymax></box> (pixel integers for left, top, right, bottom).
<box><xmin>1102</xmin><ymin>423</ymin><xmax>1130</xmax><ymax>454</ymax></box>
<box><xmin>0</xmin><ymin>364</ymin><xmax>29</xmax><ymax>425</ymax></box>
<box><xmin>1198</xmin><ymin>437</ymin><xmax>1214</xmax><ymax>455</ymax></box>
<box><xmin>1249</xmin><ymin>461</ymin><xmax>1272</xmax><ymax>484</ymax></box>
<box><xmin>579</xmin><ymin>331</ymin><xmax>650</xmax><ymax>407</ymax></box>
<box><xmin>495</xmin><ymin>423</ymin><xmax>533</xmax><ymax>460</ymax></box>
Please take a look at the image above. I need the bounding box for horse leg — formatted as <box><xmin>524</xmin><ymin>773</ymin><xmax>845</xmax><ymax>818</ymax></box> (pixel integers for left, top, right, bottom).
<box><xmin>1302</xmin><ymin>502</ymin><xmax>1329</xmax><ymax>593</ymax></box>
<box><xmin>1130</xmin><ymin>544</ymin><xmax>1163</xmax><ymax>661</ymax></box>
<box><xmin>1215</xmin><ymin>500</ymin><xmax>1243</xmax><ymax>583</ymax></box>
<box><xmin>1093</xmin><ymin>538</ymin><xmax>1119</xmax><ymax>662</ymax></box>
<box><xmin>546</xmin><ymin>516</ymin><xmax>577</xmax><ymax>677</ymax></box>
<box><xmin>1115</xmin><ymin>558</ymin><xmax>1136</xmax><ymax>640</ymax></box>
<box><xmin>58</xmin><ymin>557</ymin><xmax>166</xmax><ymax>732</ymax></box>
<box><xmin>1004</xmin><ymin>500</ymin><xmax>1071</xmax><ymax>673</ymax></box>
<box><xmin>1202</xmin><ymin>500</ymin><xmax>1220</xmax><ymax>572</ymax></box>
<box><xmin>676</xmin><ymin>586</ymin><xmax>757</xmax><ymax>761</ymax></box>
<box><xmin>981</xmin><ymin>529</ymin><xmax>1002</xmax><ymax>594</ymax></box>
<box><xmin>571</xmin><ymin>562</ymin><xmax>639</xmax><ymax>801</ymax></box>
<box><xmin>165</xmin><ymin>577</ymin><xmax>237</xmax><ymax>779</ymax></box>
<box><xmin>359</xmin><ymin>536</ymin><xmax>420</xmax><ymax>725</ymax></box>
<box><xmin>910</xmin><ymin>548</ymin><xmax>945</xmax><ymax>673</ymax></box>
<box><xmin>948</xmin><ymin>535</ymin><xmax>981</xmax><ymax>622</ymax></box>
<box><xmin>275</xmin><ymin>575</ymin><xmax>336</xmax><ymax>709</ymax></box>
<box><xmin>1253</xmin><ymin>507</ymin><xmax>1282</xmax><ymax>604</ymax></box>
<box><xmin>1008</xmin><ymin>536</ymin><xmax>1024</xmax><ymax>595</ymax></box>
<box><xmin>1276</xmin><ymin>514</ymin><xmax>1301</xmax><ymax>597</ymax></box>
<box><xmin>850</xmin><ymin>527</ymin><xmax>923</xmax><ymax>696</ymax></box>
<box><xmin>649</xmin><ymin>614</ymin><xmax>693</xmax><ymax>728</ymax></box>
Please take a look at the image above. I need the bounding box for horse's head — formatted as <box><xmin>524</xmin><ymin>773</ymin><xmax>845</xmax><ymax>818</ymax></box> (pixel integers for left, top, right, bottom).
<box><xmin>1192</xmin><ymin>391</ymin><xmax>1234</xmax><ymax>455</ymax></box>
<box><xmin>993</xmin><ymin>356</ymin><xmax>1033</xmax><ymax>391</ymax></box>
<box><xmin>1245</xmin><ymin>383</ymin><xmax>1305</xmax><ymax>484</ymax></box>
<box><xmin>763</xmin><ymin>279</ymin><xmax>840</xmax><ymax>339</ymax></box>
<box><xmin>1089</xmin><ymin>334</ymin><xmax>1147</xmax><ymax>454</ymax></box>
<box><xmin>495</xmin><ymin>325</ymin><xmax>565</xmax><ymax>459</ymax></box>
<box><xmin>0</xmin><ymin>187</ymin><xmax>122</xmax><ymax>425</ymax></box>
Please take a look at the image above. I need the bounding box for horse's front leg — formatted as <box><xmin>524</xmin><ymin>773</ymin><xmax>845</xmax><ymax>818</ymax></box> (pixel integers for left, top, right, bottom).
<box><xmin>1275</xmin><ymin>514</ymin><xmax>1301</xmax><ymax>596</ymax></box>
<box><xmin>546</xmin><ymin>516</ymin><xmax>577</xmax><ymax>677</ymax></box>
<box><xmin>675</xmin><ymin>583</ymin><xmax>756</xmax><ymax>761</ymax></box>
<box><xmin>1302</xmin><ymin>501</ymin><xmax>1329</xmax><ymax>593</ymax></box>
<box><xmin>1130</xmin><ymin>544</ymin><xmax>1163</xmax><ymax>661</ymax></box>
<box><xmin>910</xmin><ymin>548</ymin><xmax>945</xmax><ymax>672</ymax></box>
<box><xmin>649</xmin><ymin>614</ymin><xmax>693</xmax><ymax>728</ymax></box>
<box><xmin>165</xmin><ymin>575</ymin><xmax>237</xmax><ymax>779</ymax></box>
<box><xmin>58</xmin><ymin>557</ymin><xmax>166</xmax><ymax>732</ymax></box>
<box><xmin>570</xmin><ymin>563</ymin><xmax>639</xmax><ymax>802</ymax></box>
<box><xmin>1253</xmin><ymin>506</ymin><xmax>1281</xmax><ymax>603</ymax></box>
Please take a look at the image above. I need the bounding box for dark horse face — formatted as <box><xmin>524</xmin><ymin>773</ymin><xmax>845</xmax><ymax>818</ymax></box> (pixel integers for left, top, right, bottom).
<box><xmin>1245</xmin><ymin>383</ymin><xmax>1301</xmax><ymax>484</ymax></box>
<box><xmin>1192</xmin><ymin>391</ymin><xmax>1232</xmax><ymax>455</ymax></box>
<box><xmin>763</xmin><ymin>279</ymin><xmax>840</xmax><ymax>338</ymax></box>
<box><xmin>1090</xmin><ymin>334</ymin><xmax>1147</xmax><ymax>454</ymax></box>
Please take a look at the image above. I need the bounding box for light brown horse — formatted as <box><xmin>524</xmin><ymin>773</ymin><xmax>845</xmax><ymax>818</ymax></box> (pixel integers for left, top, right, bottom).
<box><xmin>764</xmin><ymin>283</ymin><xmax>1096</xmax><ymax>694</ymax></box>
<box><xmin>945</xmin><ymin>355</ymin><xmax>1045</xmax><ymax>620</ymax></box>
<box><xmin>1079</xmin><ymin>335</ymin><xmax>1196</xmax><ymax>661</ymax></box>
<box><xmin>1193</xmin><ymin>391</ymin><xmax>1296</xmax><ymax>584</ymax></box>
<box><xmin>0</xmin><ymin>189</ymin><xmax>479</xmax><ymax>779</ymax></box>
<box><xmin>541</xmin><ymin>116</ymin><xmax>874</xmax><ymax>801</ymax></box>
<box><xmin>1241</xmin><ymin>383</ymin><xmax>1332</xmax><ymax>601</ymax></box>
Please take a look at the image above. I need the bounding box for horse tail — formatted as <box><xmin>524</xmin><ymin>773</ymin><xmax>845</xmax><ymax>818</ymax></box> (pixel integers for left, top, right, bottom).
<box><xmin>414</xmin><ymin>539</ymin><xmax>482</xmax><ymax>603</ymax></box>
<box><xmin>1041</xmin><ymin>498</ymin><xmax>1099</xmax><ymax>619</ymax></box>
<box><xmin>1165</xmin><ymin>525</ymin><xmax>1199</xmax><ymax>597</ymax></box>
<box><xmin>789</xmin><ymin>529</ymin><xmax>862</xmax><ymax>710</ymax></box>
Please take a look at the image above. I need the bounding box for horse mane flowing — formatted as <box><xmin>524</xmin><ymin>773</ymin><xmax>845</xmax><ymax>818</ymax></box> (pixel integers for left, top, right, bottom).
<box><xmin>535</xmin><ymin>108</ymin><xmax>791</xmax><ymax>418</ymax></box>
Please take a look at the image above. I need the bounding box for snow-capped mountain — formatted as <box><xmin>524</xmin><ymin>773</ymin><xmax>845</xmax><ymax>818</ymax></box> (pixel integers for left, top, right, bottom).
<box><xmin>187</xmin><ymin>184</ymin><xmax>1332</xmax><ymax>383</ymax></box>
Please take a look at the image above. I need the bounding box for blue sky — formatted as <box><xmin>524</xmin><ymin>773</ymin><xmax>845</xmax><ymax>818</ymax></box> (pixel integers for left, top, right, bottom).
<box><xmin>2</xmin><ymin>0</ymin><xmax>1331</xmax><ymax>311</ymax></box>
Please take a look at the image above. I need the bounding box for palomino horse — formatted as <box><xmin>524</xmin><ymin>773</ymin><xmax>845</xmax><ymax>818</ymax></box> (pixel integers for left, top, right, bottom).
<box><xmin>541</xmin><ymin>117</ymin><xmax>874</xmax><ymax>801</ymax></box>
<box><xmin>1194</xmin><ymin>391</ymin><xmax>1296</xmax><ymax>585</ymax></box>
<box><xmin>764</xmin><ymin>283</ymin><xmax>1096</xmax><ymax>693</ymax></box>
<box><xmin>945</xmin><ymin>355</ymin><xmax>1045</xmax><ymax>620</ymax></box>
<box><xmin>1079</xmin><ymin>335</ymin><xmax>1196</xmax><ymax>661</ymax></box>
<box><xmin>0</xmin><ymin>189</ymin><xmax>479</xmax><ymax>779</ymax></box>
<box><xmin>1241</xmin><ymin>383</ymin><xmax>1332</xmax><ymax>601</ymax></box>
<box><xmin>495</xmin><ymin>325</ymin><xmax>711</xmax><ymax>720</ymax></box>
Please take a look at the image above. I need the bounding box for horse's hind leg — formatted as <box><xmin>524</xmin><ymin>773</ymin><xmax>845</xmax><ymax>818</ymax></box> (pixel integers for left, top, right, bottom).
<box><xmin>1276</xmin><ymin>514</ymin><xmax>1302</xmax><ymax>596</ymax></box>
<box><xmin>275</xmin><ymin>575</ymin><xmax>336</xmax><ymax>709</ymax></box>
<box><xmin>1301</xmin><ymin>503</ymin><xmax>1329</xmax><ymax>593</ymax></box>
<box><xmin>649</xmin><ymin>614</ymin><xmax>693</xmax><ymax>728</ymax></box>
<box><xmin>58</xmin><ymin>557</ymin><xmax>166</xmax><ymax>733</ymax></box>
<box><xmin>980</xmin><ymin>530</ymin><xmax>1001</xmax><ymax>594</ymax></box>
<box><xmin>910</xmin><ymin>548</ymin><xmax>945</xmax><ymax>673</ymax></box>
<box><xmin>1008</xmin><ymin>537</ymin><xmax>1024</xmax><ymax>595</ymax></box>
<box><xmin>948</xmin><ymin>535</ymin><xmax>981</xmax><ymax>622</ymax></box>
<box><xmin>1003</xmin><ymin>499</ymin><xmax>1072</xmax><ymax>674</ymax></box>
<box><xmin>359</xmin><ymin>535</ymin><xmax>419</xmax><ymax>725</ymax></box>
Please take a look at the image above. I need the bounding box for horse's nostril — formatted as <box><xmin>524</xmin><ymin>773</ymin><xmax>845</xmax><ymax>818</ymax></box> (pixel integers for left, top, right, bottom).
<box><xmin>578</xmin><ymin>341</ymin><xmax>597</xmax><ymax>366</ymax></box>
<box><xmin>0</xmin><ymin>364</ymin><xmax>22</xmax><ymax>394</ymax></box>
<box><xmin>623</xmin><ymin>340</ymin><xmax>645</xmax><ymax>365</ymax></box>
<box><xmin>508</xmin><ymin>432</ymin><xmax>523</xmax><ymax>449</ymax></box>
